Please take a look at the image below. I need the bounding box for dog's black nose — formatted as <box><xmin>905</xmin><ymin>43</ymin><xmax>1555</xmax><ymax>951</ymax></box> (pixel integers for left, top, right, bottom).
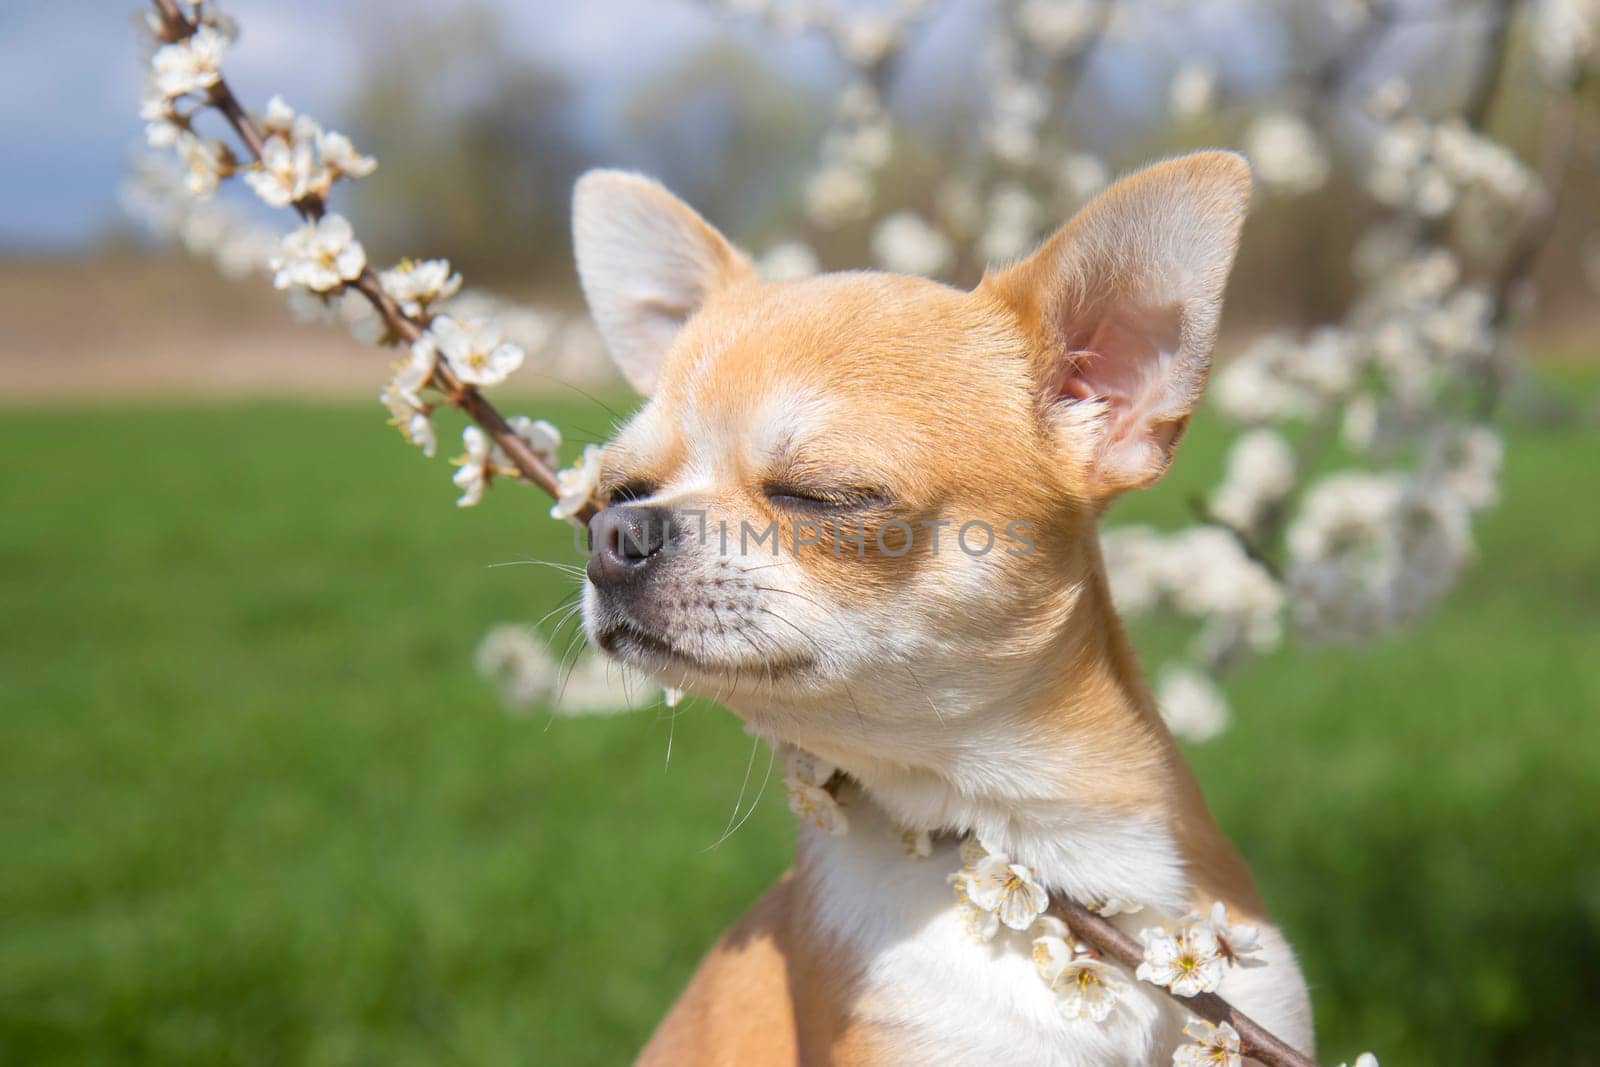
<box><xmin>587</xmin><ymin>505</ymin><xmax>673</xmax><ymax>588</ymax></box>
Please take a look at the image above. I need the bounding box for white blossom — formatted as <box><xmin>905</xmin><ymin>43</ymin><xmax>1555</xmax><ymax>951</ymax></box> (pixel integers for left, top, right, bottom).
<box><xmin>1156</xmin><ymin>666</ymin><xmax>1230</xmax><ymax>743</ymax></box>
<box><xmin>1424</xmin><ymin>425</ymin><xmax>1503</xmax><ymax>510</ymax></box>
<box><xmin>843</xmin><ymin>123</ymin><xmax>894</xmax><ymax>170</ymax></box>
<box><xmin>1017</xmin><ymin>0</ymin><xmax>1099</xmax><ymax>53</ymax></box>
<box><xmin>317</xmin><ymin>129</ymin><xmax>377</xmax><ymax>179</ymax></box>
<box><xmin>270</xmin><ymin>214</ymin><xmax>366</xmax><ymax>292</ymax></box>
<box><xmin>551</xmin><ymin>444</ymin><xmax>603</xmax><ymax>523</ymax></box>
<box><xmin>426</xmin><ymin>315</ymin><xmax>525</xmax><ymax>387</ymax></box>
<box><xmin>1369</xmin><ymin>116</ymin><xmax>1538</xmax><ymax>223</ymax></box>
<box><xmin>244</xmin><ymin>136</ymin><xmax>317</xmax><ymax>208</ymax></box>
<box><xmin>394</xmin><ymin>337</ymin><xmax>436</xmax><ymax>397</ymax></box>
<box><xmin>507</xmin><ymin>415</ymin><xmax>563</xmax><ymax>469</ymax></box>
<box><xmin>757</xmin><ymin>241</ymin><xmax>820</xmax><ymax>281</ymax></box>
<box><xmin>476</xmin><ymin>624</ymin><xmax>558</xmax><ymax>707</ymax></box>
<box><xmin>1136</xmin><ymin>916</ymin><xmax>1226</xmax><ymax>996</ymax></box>
<box><xmin>840</xmin><ymin>13</ymin><xmax>898</xmax><ymax>66</ymax></box>
<box><xmin>785</xmin><ymin>748</ymin><xmax>847</xmax><ymax>835</ymax></box>
<box><xmin>871</xmin><ymin>212</ymin><xmax>954</xmax><ymax>277</ymax></box>
<box><xmin>950</xmin><ymin>856</ymin><xmax>1001</xmax><ymax>942</ymax></box>
<box><xmin>1245</xmin><ymin>111</ymin><xmax>1329</xmax><ymax>194</ymax></box>
<box><xmin>1106</xmin><ymin>526</ymin><xmax>1284</xmax><ymax>657</ymax></box>
<box><xmin>787</xmin><ymin>779</ymin><xmax>848</xmax><ymax>835</ymax></box>
<box><xmin>804</xmin><ymin>165</ymin><xmax>874</xmax><ymax>227</ymax></box>
<box><xmin>1173</xmin><ymin>1019</ymin><xmax>1243</xmax><ymax>1067</ymax></box>
<box><xmin>380</xmin><ymin>258</ymin><xmax>463</xmax><ymax>318</ymax></box>
<box><xmin>1213</xmin><ymin>327</ymin><xmax>1361</xmax><ymax>424</ymax></box>
<box><xmin>140</xmin><ymin>84</ymin><xmax>184</xmax><ymax>147</ymax></box>
<box><xmin>260</xmin><ymin>95</ymin><xmax>298</xmax><ymax>139</ymax></box>
<box><xmin>1091</xmin><ymin>898</ymin><xmax>1144</xmax><ymax>917</ymax></box>
<box><xmin>174</xmin><ymin>133</ymin><xmax>230</xmax><ymax>199</ymax></box>
<box><xmin>1032</xmin><ymin>930</ymin><xmax>1126</xmax><ymax>1022</ymax></box>
<box><xmin>380</xmin><ymin>381</ymin><xmax>436</xmax><ymax>458</ymax></box>
<box><xmin>150</xmin><ymin>25</ymin><xmax>228</xmax><ymax>99</ymax></box>
<box><xmin>1206</xmin><ymin>901</ymin><xmax>1266</xmax><ymax>967</ymax></box>
<box><xmin>476</xmin><ymin>624</ymin><xmax>655</xmax><ymax>714</ymax></box>
<box><xmin>1533</xmin><ymin>0</ymin><xmax>1600</xmax><ymax>83</ymax></box>
<box><xmin>957</xmin><ymin>852</ymin><xmax>1050</xmax><ymax>933</ymax></box>
<box><xmin>978</xmin><ymin>183</ymin><xmax>1042</xmax><ymax>263</ymax></box>
<box><xmin>1286</xmin><ymin>472</ymin><xmax>1475</xmax><ymax>640</ymax></box>
<box><xmin>1169</xmin><ymin>63</ymin><xmax>1217</xmax><ymax>118</ymax></box>
<box><xmin>783</xmin><ymin>746</ymin><xmax>837</xmax><ymax>789</ymax></box>
<box><xmin>1209</xmin><ymin>428</ymin><xmax>1296</xmax><ymax>536</ymax></box>
<box><xmin>452</xmin><ymin>425</ymin><xmax>498</xmax><ymax>508</ymax></box>
<box><xmin>1059</xmin><ymin>153</ymin><xmax>1110</xmax><ymax>202</ymax></box>
<box><xmin>445</xmin><ymin>416</ymin><xmax>563</xmax><ymax>507</ymax></box>
<box><xmin>988</xmin><ymin>78</ymin><xmax>1048</xmax><ymax>166</ymax></box>
<box><xmin>1337</xmin><ymin>1055</ymin><xmax>1380</xmax><ymax>1067</ymax></box>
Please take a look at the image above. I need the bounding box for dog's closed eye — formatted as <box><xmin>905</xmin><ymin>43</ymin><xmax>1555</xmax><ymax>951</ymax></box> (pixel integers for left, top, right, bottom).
<box><xmin>762</xmin><ymin>483</ymin><xmax>891</xmax><ymax>514</ymax></box>
<box><xmin>606</xmin><ymin>480</ymin><xmax>659</xmax><ymax>505</ymax></box>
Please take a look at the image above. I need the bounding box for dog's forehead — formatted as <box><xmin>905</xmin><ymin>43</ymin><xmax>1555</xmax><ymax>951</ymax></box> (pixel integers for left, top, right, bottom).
<box><xmin>658</xmin><ymin>272</ymin><xmax>1008</xmax><ymax>451</ymax></box>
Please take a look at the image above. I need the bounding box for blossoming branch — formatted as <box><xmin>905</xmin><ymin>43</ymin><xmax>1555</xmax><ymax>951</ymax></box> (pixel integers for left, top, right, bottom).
<box><xmin>138</xmin><ymin>0</ymin><xmax>600</xmax><ymax>523</ymax></box>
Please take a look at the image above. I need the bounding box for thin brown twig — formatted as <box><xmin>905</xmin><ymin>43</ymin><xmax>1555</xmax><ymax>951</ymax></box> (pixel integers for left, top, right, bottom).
<box><xmin>150</xmin><ymin>0</ymin><xmax>588</xmax><ymax>519</ymax></box>
<box><xmin>1052</xmin><ymin>897</ymin><xmax>1319</xmax><ymax>1067</ymax></box>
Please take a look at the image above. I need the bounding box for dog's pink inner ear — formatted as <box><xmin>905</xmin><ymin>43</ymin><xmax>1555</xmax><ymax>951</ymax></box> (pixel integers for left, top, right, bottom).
<box><xmin>1047</xmin><ymin>302</ymin><xmax>1193</xmax><ymax>492</ymax></box>
<box><xmin>1053</xmin><ymin>305</ymin><xmax>1180</xmax><ymax>408</ymax></box>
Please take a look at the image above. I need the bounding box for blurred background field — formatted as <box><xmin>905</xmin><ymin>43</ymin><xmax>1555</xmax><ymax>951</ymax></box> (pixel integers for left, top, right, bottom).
<box><xmin>5</xmin><ymin>0</ymin><xmax>1600</xmax><ymax>1063</ymax></box>
<box><xmin>2</xmin><ymin>384</ymin><xmax>1598</xmax><ymax>1064</ymax></box>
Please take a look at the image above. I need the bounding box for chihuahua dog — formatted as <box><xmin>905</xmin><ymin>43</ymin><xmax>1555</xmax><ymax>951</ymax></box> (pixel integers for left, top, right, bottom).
<box><xmin>571</xmin><ymin>152</ymin><xmax>1314</xmax><ymax>1065</ymax></box>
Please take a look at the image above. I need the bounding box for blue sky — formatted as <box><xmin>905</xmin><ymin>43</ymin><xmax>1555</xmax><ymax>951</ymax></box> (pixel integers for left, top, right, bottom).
<box><xmin>1</xmin><ymin>0</ymin><xmax>1298</xmax><ymax>250</ymax></box>
<box><xmin>0</xmin><ymin>0</ymin><xmax>741</xmax><ymax>249</ymax></box>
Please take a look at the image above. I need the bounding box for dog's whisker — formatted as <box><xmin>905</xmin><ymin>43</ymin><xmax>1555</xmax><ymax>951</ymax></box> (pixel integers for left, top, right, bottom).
<box><xmin>718</xmin><ymin>733</ymin><xmax>762</xmax><ymax>839</ymax></box>
<box><xmin>699</xmin><ymin>740</ymin><xmax>775</xmax><ymax>853</ymax></box>
<box><xmin>485</xmin><ymin>558</ymin><xmax>587</xmax><ymax>576</ymax></box>
<box><xmin>534</xmin><ymin>596</ymin><xmax>584</xmax><ymax>632</ymax></box>
<box><xmin>750</xmin><ymin>606</ymin><xmax>829</xmax><ymax>671</ymax></box>
<box><xmin>553</xmin><ymin>625</ymin><xmax>592</xmax><ymax>704</ymax></box>
<box><xmin>735</xmin><ymin>558</ymin><xmax>799</xmax><ymax>575</ymax></box>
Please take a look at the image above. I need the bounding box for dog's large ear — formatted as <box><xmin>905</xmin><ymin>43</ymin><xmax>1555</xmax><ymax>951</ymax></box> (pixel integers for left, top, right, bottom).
<box><xmin>984</xmin><ymin>151</ymin><xmax>1251</xmax><ymax>499</ymax></box>
<box><xmin>572</xmin><ymin>170</ymin><xmax>756</xmax><ymax>395</ymax></box>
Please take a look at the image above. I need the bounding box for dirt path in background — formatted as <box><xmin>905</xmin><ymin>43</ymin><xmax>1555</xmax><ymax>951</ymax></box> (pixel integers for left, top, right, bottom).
<box><xmin>0</xmin><ymin>254</ymin><xmax>606</xmax><ymax>401</ymax></box>
<box><xmin>0</xmin><ymin>255</ymin><xmax>402</xmax><ymax>400</ymax></box>
<box><xmin>3</xmin><ymin>254</ymin><xmax>1594</xmax><ymax>402</ymax></box>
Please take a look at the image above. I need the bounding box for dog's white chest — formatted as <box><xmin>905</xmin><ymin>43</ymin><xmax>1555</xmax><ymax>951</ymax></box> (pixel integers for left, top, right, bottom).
<box><xmin>798</xmin><ymin>810</ymin><xmax>1180</xmax><ymax>1066</ymax></box>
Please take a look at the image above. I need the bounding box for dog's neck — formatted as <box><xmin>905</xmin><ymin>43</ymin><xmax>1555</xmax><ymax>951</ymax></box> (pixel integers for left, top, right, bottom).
<box><xmin>741</xmin><ymin>567</ymin><xmax>1262</xmax><ymax>917</ymax></box>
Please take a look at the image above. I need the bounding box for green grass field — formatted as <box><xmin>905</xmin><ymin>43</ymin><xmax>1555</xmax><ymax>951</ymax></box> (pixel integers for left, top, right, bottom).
<box><xmin>2</xmin><ymin>375</ymin><xmax>1598</xmax><ymax>1065</ymax></box>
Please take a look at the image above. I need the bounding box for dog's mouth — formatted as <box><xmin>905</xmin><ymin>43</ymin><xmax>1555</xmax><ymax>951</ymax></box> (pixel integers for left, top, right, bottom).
<box><xmin>595</xmin><ymin>616</ymin><xmax>812</xmax><ymax>683</ymax></box>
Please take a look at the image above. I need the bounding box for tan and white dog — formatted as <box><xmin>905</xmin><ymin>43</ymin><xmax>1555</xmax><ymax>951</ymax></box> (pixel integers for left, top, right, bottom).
<box><xmin>571</xmin><ymin>152</ymin><xmax>1315</xmax><ymax>1065</ymax></box>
